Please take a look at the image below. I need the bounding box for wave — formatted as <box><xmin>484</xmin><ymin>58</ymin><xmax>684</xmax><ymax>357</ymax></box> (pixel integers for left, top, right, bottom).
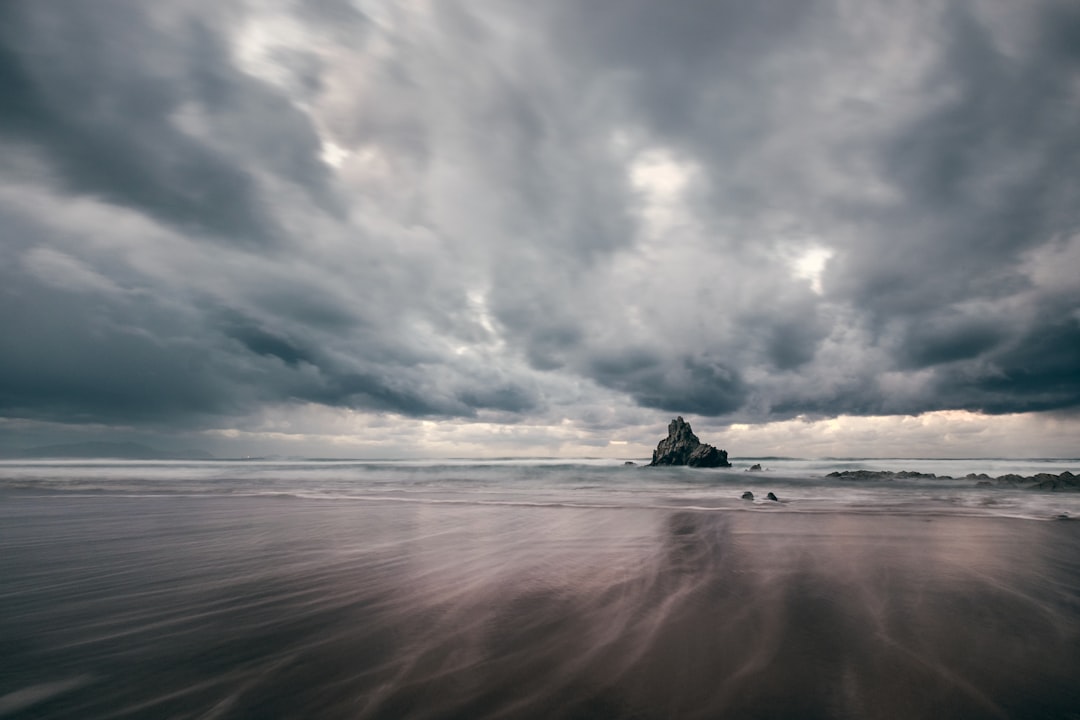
<box><xmin>2</xmin><ymin>458</ymin><xmax>1078</xmax><ymax>521</ymax></box>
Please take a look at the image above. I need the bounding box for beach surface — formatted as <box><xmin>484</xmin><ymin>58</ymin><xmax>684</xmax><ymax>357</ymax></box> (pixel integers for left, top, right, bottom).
<box><xmin>3</xmin><ymin>467</ymin><xmax>1080</xmax><ymax>719</ymax></box>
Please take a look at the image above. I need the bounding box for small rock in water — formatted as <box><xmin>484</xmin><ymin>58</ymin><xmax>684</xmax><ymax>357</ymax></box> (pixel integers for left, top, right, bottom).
<box><xmin>741</xmin><ymin>491</ymin><xmax>754</xmax><ymax>500</ymax></box>
<box><xmin>747</xmin><ymin>463</ymin><xmax>762</xmax><ymax>472</ymax></box>
<box><xmin>766</xmin><ymin>492</ymin><xmax>779</xmax><ymax>502</ymax></box>
<box><xmin>623</xmin><ymin>461</ymin><xmax>636</xmax><ymax>466</ymax></box>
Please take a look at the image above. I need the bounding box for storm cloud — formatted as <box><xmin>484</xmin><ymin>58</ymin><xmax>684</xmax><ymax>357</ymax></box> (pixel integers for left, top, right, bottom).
<box><xmin>1</xmin><ymin>0</ymin><xmax>1078</xmax><ymax>453</ymax></box>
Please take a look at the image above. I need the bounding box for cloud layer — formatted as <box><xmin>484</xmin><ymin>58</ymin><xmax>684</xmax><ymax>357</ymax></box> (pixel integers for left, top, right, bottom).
<box><xmin>1</xmin><ymin>0</ymin><xmax>1078</xmax><ymax>453</ymax></box>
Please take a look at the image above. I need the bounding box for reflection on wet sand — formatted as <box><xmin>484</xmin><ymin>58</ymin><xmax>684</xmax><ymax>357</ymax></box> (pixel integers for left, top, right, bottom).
<box><xmin>1</xmin><ymin>497</ymin><xmax>1079</xmax><ymax>719</ymax></box>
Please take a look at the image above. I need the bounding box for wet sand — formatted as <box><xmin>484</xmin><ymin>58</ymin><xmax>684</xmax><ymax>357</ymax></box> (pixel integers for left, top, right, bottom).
<box><xmin>2</xmin><ymin>495</ymin><xmax>1079</xmax><ymax>719</ymax></box>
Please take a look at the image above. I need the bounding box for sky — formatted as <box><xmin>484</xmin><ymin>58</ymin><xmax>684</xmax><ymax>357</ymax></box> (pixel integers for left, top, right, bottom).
<box><xmin>1</xmin><ymin>0</ymin><xmax>1078</xmax><ymax>459</ymax></box>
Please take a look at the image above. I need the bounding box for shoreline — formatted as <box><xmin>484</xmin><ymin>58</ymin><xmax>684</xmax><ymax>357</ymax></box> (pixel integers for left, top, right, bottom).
<box><xmin>3</xmin><ymin>494</ymin><xmax>1079</xmax><ymax>719</ymax></box>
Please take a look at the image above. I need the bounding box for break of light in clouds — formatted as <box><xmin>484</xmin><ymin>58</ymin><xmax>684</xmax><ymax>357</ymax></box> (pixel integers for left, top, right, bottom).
<box><xmin>0</xmin><ymin>0</ymin><xmax>1078</xmax><ymax>457</ymax></box>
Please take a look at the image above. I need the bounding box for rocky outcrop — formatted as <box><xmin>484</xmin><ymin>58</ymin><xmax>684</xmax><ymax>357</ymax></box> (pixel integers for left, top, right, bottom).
<box><xmin>826</xmin><ymin>470</ymin><xmax>948</xmax><ymax>480</ymax></box>
<box><xmin>649</xmin><ymin>417</ymin><xmax>731</xmax><ymax>468</ymax></box>
<box><xmin>1031</xmin><ymin>471</ymin><xmax>1079</xmax><ymax>491</ymax></box>
<box><xmin>827</xmin><ymin>469</ymin><xmax>1079</xmax><ymax>491</ymax></box>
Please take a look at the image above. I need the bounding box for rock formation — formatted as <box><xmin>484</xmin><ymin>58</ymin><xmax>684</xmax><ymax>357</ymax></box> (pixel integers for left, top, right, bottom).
<box><xmin>826</xmin><ymin>470</ymin><xmax>946</xmax><ymax>480</ymax></box>
<box><xmin>741</xmin><ymin>491</ymin><xmax>754</xmax><ymax>500</ymax></box>
<box><xmin>827</xmin><ymin>469</ymin><xmax>1079</xmax><ymax>491</ymax></box>
<box><xmin>1031</xmin><ymin>471</ymin><xmax>1079</xmax><ymax>491</ymax></box>
<box><xmin>649</xmin><ymin>417</ymin><xmax>731</xmax><ymax>468</ymax></box>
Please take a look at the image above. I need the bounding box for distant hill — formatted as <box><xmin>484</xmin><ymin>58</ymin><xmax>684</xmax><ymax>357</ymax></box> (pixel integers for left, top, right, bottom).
<box><xmin>6</xmin><ymin>442</ymin><xmax>214</xmax><ymax>460</ymax></box>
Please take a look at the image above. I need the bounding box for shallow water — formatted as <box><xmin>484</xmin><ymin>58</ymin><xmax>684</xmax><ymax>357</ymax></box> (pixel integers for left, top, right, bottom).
<box><xmin>2</xmin><ymin>462</ymin><xmax>1080</xmax><ymax>719</ymax></box>
<box><xmin>1</xmin><ymin>457</ymin><xmax>1078</xmax><ymax>520</ymax></box>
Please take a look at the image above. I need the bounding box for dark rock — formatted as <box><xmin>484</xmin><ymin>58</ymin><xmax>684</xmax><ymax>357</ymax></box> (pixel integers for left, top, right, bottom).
<box><xmin>1031</xmin><ymin>472</ymin><xmax>1080</xmax><ymax>491</ymax></box>
<box><xmin>741</xmin><ymin>491</ymin><xmax>754</xmax><ymax>500</ymax></box>
<box><xmin>995</xmin><ymin>474</ymin><xmax>1025</xmax><ymax>485</ymax></box>
<box><xmin>895</xmin><ymin>471</ymin><xmax>946</xmax><ymax>479</ymax></box>
<box><xmin>687</xmin><ymin>444</ymin><xmax>727</xmax><ymax>467</ymax></box>
<box><xmin>649</xmin><ymin>417</ymin><xmax>731</xmax><ymax>468</ymax></box>
<box><xmin>747</xmin><ymin>463</ymin><xmax>763</xmax><ymax>472</ymax></box>
<box><xmin>826</xmin><ymin>470</ymin><xmax>895</xmax><ymax>481</ymax></box>
<box><xmin>827</xmin><ymin>469</ymin><xmax>944</xmax><ymax>481</ymax></box>
<box><xmin>623</xmin><ymin>461</ymin><xmax>636</xmax><ymax>466</ymax></box>
<box><xmin>766</xmin><ymin>492</ymin><xmax>779</xmax><ymax>502</ymax></box>
<box><xmin>826</xmin><ymin>468</ymin><xmax>1080</xmax><ymax>491</ymax></box>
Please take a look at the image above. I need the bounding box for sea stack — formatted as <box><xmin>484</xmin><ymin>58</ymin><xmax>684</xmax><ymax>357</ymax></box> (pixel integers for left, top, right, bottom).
<box><xmin>649</xmin><ymin>417</ymin><xmax>731</xmax><ymax>468</ymax></box>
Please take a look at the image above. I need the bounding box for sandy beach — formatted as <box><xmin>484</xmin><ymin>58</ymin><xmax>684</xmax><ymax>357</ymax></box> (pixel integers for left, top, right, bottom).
<box><xmin>3</xmin><ymin>489</ymin><xmax>1079</xmax><ymax>719</ymax></box>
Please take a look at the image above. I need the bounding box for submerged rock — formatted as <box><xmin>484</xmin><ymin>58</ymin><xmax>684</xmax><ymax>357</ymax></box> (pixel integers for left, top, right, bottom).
<box><xmin>623</xmin><ymin>461</ymin><xmax>636</xmax><ymax>466</ymax></box>
<box><xmin>747</xmin><ymin>463</ymin><xmax>763</xmax><ymax>472</ymax></box>
<box><xmin>766</xmin><ymin>492</ymin><xmax>779</xmax><ymax>502</ymax></box>
<box><xmin>826</xmin><ymin>470</ymin><xmax>893</xmax><ymax>480</ymax></box>
<box><xmin>1030</xmin><ymin>472</ymin><xmax>1080</xmax><ymax>491</ymax></box>
<box><xmin>649</xmin><ymin>417</ymin><xmax>731</xmax><ymax>468</ymax></box>
<box><xmin>827</xmin><ymin>469</ymin><xmax>1079</xmax><ymax>491</ymax></box>
<box><xmin>826</xmin><ymin>470</ymin><xmax>948</xmax><ymax>481</ymax></box>
<box><xmin>741</xmin><ymin>491</ymin><xmax>754</xmax><ymax>500</ymax></box>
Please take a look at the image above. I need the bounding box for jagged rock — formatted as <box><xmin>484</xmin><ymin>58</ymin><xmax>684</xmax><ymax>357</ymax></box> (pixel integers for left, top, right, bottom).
<box><xmin>688</xmin><ymin>444</ymin><xmax>727</xmax><ymax>467</ymax></box>
<box><xmin>824</xmin><ymin>468</ymin><xmax>1080</xmax><ymax>491</ymax></box>
<box><xmin>826</xmin><ymin>470</ymin><xmax>894</xmax><ymax>480</ymax></box>
<box><xmin>896</xmin><ymin>470</ymin><xmax>950</xmax><ymax>479</ymax></box>
<box><xmin>766</xmin><ymin>492</ymin><xmax>779</xmax><ymax>501</ymax></box>
<box><xmin>1031</xmin><ymin>473</ymin><xmax>1080</xmax><ymax>491</ymax></box>
<box><xmin>741</xmin><ymin>491</ymin><xmax>754</xmax><ymax>500</ymax></box>
<box><xmin>649</xmin><ymin>417</ymin><xmax>731</xmax><ymax>468</ymax></box>
<box><xmin>747</xmin><ymin>463</ymin><xmax>762</xmax><ymax>472</ymax></box>
<box><xmin>826</xmin><ymin>470</ymin><xmax>945</xmax><ymax>481</ymax></box>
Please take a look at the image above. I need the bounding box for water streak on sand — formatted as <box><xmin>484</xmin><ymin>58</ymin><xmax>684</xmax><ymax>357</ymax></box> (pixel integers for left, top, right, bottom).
<box><xmin>2</xmin><ymin>461</ymin><xmax>1080</xmax><ymax>718</ymax></box>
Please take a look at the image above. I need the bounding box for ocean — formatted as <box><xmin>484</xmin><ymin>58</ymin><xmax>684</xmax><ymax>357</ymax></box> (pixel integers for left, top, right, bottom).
<box><xmin>2</xmin><ymin>458</ymin><xmax>1079</xmax><ymax>719</ymax></box>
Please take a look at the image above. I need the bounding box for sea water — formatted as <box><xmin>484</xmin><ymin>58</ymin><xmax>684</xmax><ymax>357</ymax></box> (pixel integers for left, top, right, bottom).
<box><xmin>2</xmin><ymin>459</ymin><xmax>1079</xmax><ymax>718</ymax></box>
<box><xmin>2</xmin><ymin>456</ymin><xmax>1078</xmax><ymax>520</ymax></box>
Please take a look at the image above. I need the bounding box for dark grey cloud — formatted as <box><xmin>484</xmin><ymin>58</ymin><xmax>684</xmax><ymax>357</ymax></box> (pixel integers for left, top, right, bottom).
<box><xmin>0</xmin><ymin>255</ymin><xmax>234</xmax><ymax>424</ymax></box>
<box><xmin>591</xmin><ymin>352</ymin><xmax>747</xmax><ymax>416</ymax></box>
<box><xmin>847</xmin><ymin>4</ymin><xmax>1080</xmax><ymax>310</ymax></box>
<box><xmin>1</xmin><ymin>0</ymin><xmax>1078</xmax><ymax>452</ymax></box>
<box><xmin>226</xmin><ymin>322</ymin><xmax>314</xmax><ymax>369</ymax></box>
<box><xmin>0</xmin><ymin>1</ymin><xmax>338</xmax><ymax>247</ymax></box>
